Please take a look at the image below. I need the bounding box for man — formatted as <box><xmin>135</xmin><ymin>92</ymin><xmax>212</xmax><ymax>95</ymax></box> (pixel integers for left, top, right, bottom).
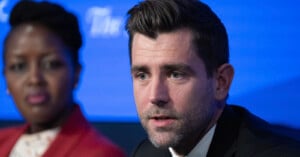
<box><xmin>125</xmin><ymin>0</ymin><xmax>300</xmax><ymax>157</ymax></box>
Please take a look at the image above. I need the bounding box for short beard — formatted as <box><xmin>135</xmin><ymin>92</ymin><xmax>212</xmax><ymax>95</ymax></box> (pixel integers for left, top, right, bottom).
<box><xmin>148</xmin><ymin>128</ymin><xmax>184</xmax><ymax>149</ymax></box>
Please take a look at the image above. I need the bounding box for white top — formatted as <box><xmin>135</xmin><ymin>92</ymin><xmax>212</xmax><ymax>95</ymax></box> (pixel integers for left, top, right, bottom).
<box><xmin>169</xmin><ymin>124</ymin><xmax>216</xmax><ymax>157</ymax></box>
<box><xmin>9</xmin><ymin>127</ymin><xmax>60</xmax><ymax>157</ymax></box>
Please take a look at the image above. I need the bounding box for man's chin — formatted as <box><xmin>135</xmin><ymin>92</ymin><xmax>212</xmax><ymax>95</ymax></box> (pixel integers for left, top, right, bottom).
<box><xmin>148</xmin><ymin>135</ymin><xmax>178</xmax><ymax>149</ymax></box>
<box><xmin>150</xmin><ymin>140</ymin><xmax>170</xmax><ymax>149</ymax></box>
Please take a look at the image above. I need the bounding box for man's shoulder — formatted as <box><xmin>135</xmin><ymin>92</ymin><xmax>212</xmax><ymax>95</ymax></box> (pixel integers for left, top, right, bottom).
<box><xmin>229</xmin><ymin>105</ymin><xmax>300</xmax><ymax>142</ymax></box>
<box><xmin>237</xmin><ymin>123</ymin><xmax>300</xmax><ymax>156</ymax></box>
<box><xmin>131</xmin><ymin>139</ymin><xmax>171</xmax><ymax>157</ymax></box>
<box><xmin>228</xmin><ymin>105</ymin><xmax>300</xmax><ymax>156</ymax></box>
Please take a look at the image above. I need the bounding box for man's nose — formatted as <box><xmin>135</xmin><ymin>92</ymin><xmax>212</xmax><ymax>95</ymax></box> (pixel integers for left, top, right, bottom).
<box><xmin>149</xmin><ymin>77</ymin><xmax>170</xmax><ymax>107</ymax></box>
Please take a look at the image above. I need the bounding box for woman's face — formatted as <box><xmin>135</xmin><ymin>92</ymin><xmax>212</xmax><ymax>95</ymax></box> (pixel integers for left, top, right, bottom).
<box><xmin>3</xmin><ymin>24</ymin><xmax>80</xmax><ymax>128</ymax></box>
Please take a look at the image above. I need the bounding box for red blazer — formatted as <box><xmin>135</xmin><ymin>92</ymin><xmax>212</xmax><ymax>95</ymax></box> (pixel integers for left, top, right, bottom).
<box><xmin>0</xmin><ymin>105</ymin><xmax>126</xmax><ymax>157</ymax></box>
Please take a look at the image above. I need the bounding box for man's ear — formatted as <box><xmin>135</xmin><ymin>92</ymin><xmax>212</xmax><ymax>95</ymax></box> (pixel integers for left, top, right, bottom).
<box><xmin>214</xmin><ymin>63</ymin><xmax>234</xmax><ymax>101</ymax></box>
<box><xmin>73</xmin><ymin>64</ymin><xmax>82</xmax><ymax>89</ymax></box>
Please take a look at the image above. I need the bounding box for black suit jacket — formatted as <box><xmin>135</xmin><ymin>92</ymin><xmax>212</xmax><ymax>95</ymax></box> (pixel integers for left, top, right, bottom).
<box><xmin>132</xmin><ymin>105</ymin><xmax>300</xmax><ymax>157</ymax></box>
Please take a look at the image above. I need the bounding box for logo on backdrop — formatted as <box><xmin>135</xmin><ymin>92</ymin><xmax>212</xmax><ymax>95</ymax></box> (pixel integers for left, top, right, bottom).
<box><xmin>86</xmin><ymin>7</ymin><xmax>123</xmax><ymax>38</ymax></box>
<box><xmin>0</xmin><ymin>0</ymin><xmax>8</xmax><ymax>23</ymax></box>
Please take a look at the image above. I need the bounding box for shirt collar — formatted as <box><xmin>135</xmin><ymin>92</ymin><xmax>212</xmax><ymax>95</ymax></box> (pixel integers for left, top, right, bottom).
<box><xmin>169</xmin><ymin>124</ymin><xmax>216</xmax><ymax>157</ymax></box>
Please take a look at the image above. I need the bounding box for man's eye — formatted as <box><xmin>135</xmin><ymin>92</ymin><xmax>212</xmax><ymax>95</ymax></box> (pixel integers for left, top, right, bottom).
<box><xmin>135</xmin><ymin>72</ymin><xmax>149</xmax><ymax>80</ymax></box>
<box><xmin>43</xmin><ymin>60</ymin><xmax>64</xmax><ymax>70</ymax></box>
<box><xmin>170</xmin><ymin>71</ymin><xmax>185</xmax><ymax>79</ymax></box>
<box><xmin>8</xmin><ymin>63</ymin><xmax>27</xmax><ymax>72</ymax></box>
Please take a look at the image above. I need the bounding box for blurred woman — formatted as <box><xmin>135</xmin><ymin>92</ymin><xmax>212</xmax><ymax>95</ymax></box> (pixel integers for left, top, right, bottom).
<box><xmin>0</xmin><ymin>1</ymin><xmax>125</xmax><ymax>157</ymax></box>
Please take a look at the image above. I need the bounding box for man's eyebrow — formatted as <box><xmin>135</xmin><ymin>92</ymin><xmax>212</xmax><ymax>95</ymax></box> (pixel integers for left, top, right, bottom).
<box><xmin>162</xmin><ymin>63</ymin><xmax>193</xmax><ymax>73</ymax></box>
<box><xmin>131</xmin><ymin>65</ymin><xmax>149</xmax><ymax>73</ymax></box>
<box><xmin>131</xmin><ymin>64</ymin><xmax>195</xmax><ymax>74</ymax></box>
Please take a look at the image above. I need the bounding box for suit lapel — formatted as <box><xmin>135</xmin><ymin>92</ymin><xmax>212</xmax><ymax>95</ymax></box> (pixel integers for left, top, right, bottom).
<box><xmin>132</xmin><ymin>139</ymin><xmax>171</xmax><ymax>157</ymax></box>
<box><xmin>207</xmin><ymin>106</ymin><xmax>241</xmax><ymax>157</ymax></box>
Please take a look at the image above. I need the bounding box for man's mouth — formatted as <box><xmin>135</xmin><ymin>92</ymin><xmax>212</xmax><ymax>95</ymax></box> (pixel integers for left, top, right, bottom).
<box><xmin>149</xmin><ymin>115</ymin><xmax>176</xmax><ymax>127</ymax></box>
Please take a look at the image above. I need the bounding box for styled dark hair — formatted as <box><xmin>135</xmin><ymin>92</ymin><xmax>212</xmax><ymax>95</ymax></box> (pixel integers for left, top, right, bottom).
<box><xmin>4</xmin><ymin>0</ymin><xmax>82</xmax><ymax>66</ymax></box>
<box><xmin>125</xmin><ymin>0</ymin><xmax>229</xmax><ymax>77</ymax></box>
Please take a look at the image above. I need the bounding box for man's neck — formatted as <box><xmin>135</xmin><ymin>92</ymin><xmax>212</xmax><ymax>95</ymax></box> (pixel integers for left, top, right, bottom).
<box><xmin>169</xmin><ymin>124</ymin><xmax>217</xmax><ymax>157</ymax></box>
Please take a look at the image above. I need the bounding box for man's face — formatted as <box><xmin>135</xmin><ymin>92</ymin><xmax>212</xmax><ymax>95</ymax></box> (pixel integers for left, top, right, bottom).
<box><xmin>131</xmin><ymin>28</ymin><xmax>223</xmax><ymax>150</ymax></box>
<box><xmin>4</xmin><ymin>24</ymin><xmax>78</xmax><ymax>126</ymax></box>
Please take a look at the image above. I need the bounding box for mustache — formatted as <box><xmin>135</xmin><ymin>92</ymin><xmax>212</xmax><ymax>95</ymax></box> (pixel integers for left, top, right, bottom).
<box><xmin>141</xmin><ymin>107</ymin><xmax>179</xmax><ymax>119</ymax></box>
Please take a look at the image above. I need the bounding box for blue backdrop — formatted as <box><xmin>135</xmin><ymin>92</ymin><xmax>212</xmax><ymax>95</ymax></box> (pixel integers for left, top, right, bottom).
<box><xmin>0</xmin><ymin>0</ymin><xmax>299</xmax><ymax>128</ymax></box>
